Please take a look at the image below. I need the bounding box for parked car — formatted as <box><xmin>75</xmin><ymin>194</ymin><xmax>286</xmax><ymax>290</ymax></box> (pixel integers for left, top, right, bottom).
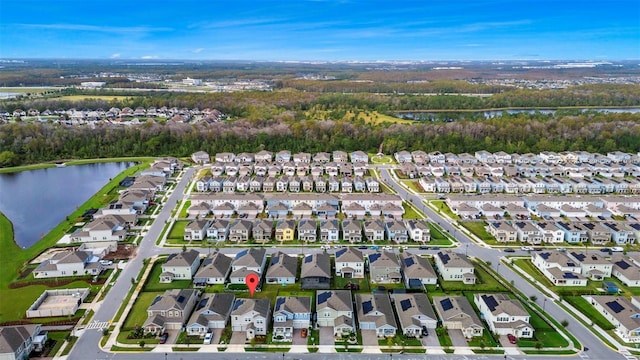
<box><xmin>159</xmin><ymin>332</ymin><xmax>169</xmax><ymax>344</ymax></box>
<box><xmin>99</xmin><ymin>260</ymin><xmax>113</xmax><ymax>266</ymax></box>
<box><xmin>419</xmin><ymin>245</ymin><xmax>429</xmax><ymax>250</ymax></box>
<box><xmin>600</xmin><ymin>248</ymin><xmax>611</xmax><ymax>253</ymax></box>
<box><xmin>507</xmin><ymin>334</ymin><xmax>517</xmax><ymax>344</ymax></box>
<box><xmin>421</xmin><ymin>326</ymin><xmax>429</xmax><ymax>336</ymax></box>
<box><xmin>301</xmin><ymin>328</ymin><xmax>308</xmax><ymax>338</ymax></box>
<box><xmin>358</xmin><ymin>245</ymin><xmax>368</xmax><ymax>250</ymax></box>
<box><xmin>520</xmin><ymin>246</ymin><xmax>533</xmax><ymax>251</ymax></box>
<box><xmin>611</xmin><ymin>247</ymin><xmax>624</xmax><ymax>252</ymax></box>
<box><xmin>370</xmin><ymin>245</ymin><xmax>379</xmax><ymax>250</ymax></box>
<box><xmin>430</xmin><ymin>246</ymin><xmax>440</xmax><ymax>250</ymax></box>
<box><xmin>503</xmin><ymin>248</ymin><xmax>515</xmax><ymax>253</ymax></box>
<box><xmin>203</xmin><ymin>332</ymin><xmax>213</xmax><ymax>345</ymax></box>
<box><xmin>383</xmin><ymin>246</ymin><xmax>393</xmax><ymax>251</ymax></box>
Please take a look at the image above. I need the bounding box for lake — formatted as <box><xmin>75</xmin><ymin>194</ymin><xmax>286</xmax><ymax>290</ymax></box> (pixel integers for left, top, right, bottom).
<box><xmin>0</xmin><ymin>162</ymin><xmax>133</xmax><ymax>248</ymax></box>
<box><xmin>395</xmin><ymin>107</ymin><xmax>640</xmax><ymax>121</ymax></box>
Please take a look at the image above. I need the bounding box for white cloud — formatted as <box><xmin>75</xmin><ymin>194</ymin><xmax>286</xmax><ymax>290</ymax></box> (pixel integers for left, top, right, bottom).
<box><xmin>192</xmin><ymin>48</ymin><xmax>205</xmax><ymax>54</ymax></box>
<box><xmin>141</xmin><ymin>55</ymin><xmax>159</xmax><ymax>59</ymax></box>
<box><xmin>110</xmin><ymin>53</ymin><xmax>121</xmax><ymax>58</ymax></box>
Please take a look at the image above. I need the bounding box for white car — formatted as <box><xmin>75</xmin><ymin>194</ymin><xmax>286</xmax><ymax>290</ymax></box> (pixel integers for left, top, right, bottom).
<box><xmin>520</xmin><ymin>246</ymin><xmax>533</xmax><ymax>251</ymax></box>
<box><xmin>99</xmin><ymin>260</ymin><xmax>113</xmax><ymax>266</ymax></box>
<box><xmin>203</xmin><ymin>332</ymin><xmax>213</xmax><ymax>345</ymax></box>
<box><xmin>383</xmin><ymin>246</ymin><xmax>393</xmax><ymax>251</ymax></box>
<box><xmin>402</xmin><ymin>246</ymin><xmax>409</xmax><ymax>250</ymax></box>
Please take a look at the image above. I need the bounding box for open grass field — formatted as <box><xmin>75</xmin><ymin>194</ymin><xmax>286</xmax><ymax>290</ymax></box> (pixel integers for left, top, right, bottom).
<box><xmin>0</xmin><ymin>87</ymin><xmax>57</xmax><ymax>94</ymax></box>
<box><xmin>459</xmin><ymin>221</ymin><xmax>496</xmax><ymax>242</ymax></box>
<box><xmin>345</xmin><ymin>111</ymin><xmax>415</xmax><ymax>125</ymax></box>
<box><xmin>0</xmin><ymin>159</ymin><xmax>151</xmax><ymax>323</ymax></box>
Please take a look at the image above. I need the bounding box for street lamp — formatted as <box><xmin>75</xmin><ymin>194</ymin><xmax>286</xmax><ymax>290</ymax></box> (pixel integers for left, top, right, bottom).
<box><xmin>465</xmin><ymin>244</ymin><xmax>469</xmax><ymax>257</ymax></box>
<box><xmin>543</xmin><ymin>298</ymin><xmax>547</xmax><ymax>312</ymax></box>
<box><xmin>497</xmin><ymin>263</ymin><xmax>501</xmax><ymax>275</ymax></box>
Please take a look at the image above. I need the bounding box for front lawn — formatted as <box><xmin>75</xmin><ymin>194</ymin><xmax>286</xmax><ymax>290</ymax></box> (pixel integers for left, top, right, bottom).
<box><xmin>459</xmin><ymin>221</ymin><xmax>495</xmax><ymax>242</ymax></box>
<box><xmin>564</xmin><ymin>296</ymin><xmax>614</xmax><ymax>330</ymax></box>
<box><xmin>167</xmin><ymin>220</ymin><xmax>190</xmax><ymax>240</ymax></box>
<box><xmin>142</xmin><ymin>261</ymin><xmax>192</xmax><ymax>292</ymax></box>
<box><xmin>122</xmin><ymin>292</ymin><xmax>162</xmax><ymax>330</ymax></box>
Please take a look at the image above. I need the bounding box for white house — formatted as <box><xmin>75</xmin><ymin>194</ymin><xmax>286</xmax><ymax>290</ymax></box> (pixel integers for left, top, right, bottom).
<box><xmin>160</xmin><ymin>250</ymin><xmax>201</xmax><ymax>283</ymax></box>
<box><xmin>474</xmin><ymin>293</ymin><xmax>534</xmax><ymax>338</ymax></box>
<box><xmin>186</xmin><ymin>293</ymin><xmax>235</xmax><ymax>337</ymax></box>
<box><xmin>335</xmin><ymin>247</ymin><xmax>365</xmax><ymax>279</ymax></box>
<box><xmin>316</xmin><ymin>290</ymin><xmax>355</xmax><ymax>337</ymax></box>
<box><xmin>434</xmin><ymin>251</ymin><xmax>476</xmax><ymax>284</ymax></box>
<box><xmin>230</xmin><ymin>298</ymin><xmax>271</xmax><ymax>340</ymax></box>
<box><xmin>587</xmin><ymin>295</ymin><xmax>640</xmax><ymax>343</ymax></box>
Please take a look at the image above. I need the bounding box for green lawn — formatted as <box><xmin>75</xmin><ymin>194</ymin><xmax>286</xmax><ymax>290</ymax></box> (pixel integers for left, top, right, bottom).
<box><xmin>430</xmin><ymin>200</ymin><xmax>460</xmax><ymax>220</ymax></box>
<box><xmin>428</xmin><ymin>223</ymin><xmax>456</xmax><ymax>246</ymax></box>
<box><xmin>142</xmin><ymin>261</ymin><xmax>192</xmax><ymax>292</ymax></box>
<box><xmin>564</xmin><ymin>296</ymin><xmax>614</xmax><ymax>330</ymax></box>
<box><xmin>459</xmin><ymin>221</ymin><xmax>495</xmax><ymax>242</ymax></box>
<box><xmin>122</xmin><ymin>292</ymin><xmax>162</xmax><ymax>330</ymax></box>
<box><xmin>179</xmin><ymin>200</ymin><xmax>191</xmax><ymax>218</ymax></box>
<box><xmin>401</xmin><ymin>180</ymin><xmax>424</xmax><ymax>193</ymax></box>
<box><xmin>167</xmin><ymin>220</ymin><xmax>190</xmax><ymax>240</ymax></box>
<box><xmin>403</xmin><ymin>202</ymin><xmax>426</xmax><ymax>220</ymax></box>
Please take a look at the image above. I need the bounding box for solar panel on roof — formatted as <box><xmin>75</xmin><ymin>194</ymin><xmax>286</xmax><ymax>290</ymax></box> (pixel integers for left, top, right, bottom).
<box><xmin>616</xmin><ymin>261</ymin><xmax>631</xmax><ymax>270</ymax></box>
<box><xmin>540</xmin><ymin>252</ymin><xmax>550</xmax><ymax>259</ymax></box>
<box><xmin>482</xmin><ymin>295</ymin><xmax>499</xmax><ymax>312</ymax></box>
<box><xmin>151</xmin><ymin>295</ymin><xmax>162</xmax><ymax>306</ymax></box>
<box><xmin>317</xmin><ymin>291</ymin><xmax>331</xmax><ymax>304</ymax></box>
<box><xmin>606</xmin><ymin>300</ymin><xmax>624</xmax><ymax>313</ymax></box>
<box><xmin>440</xmin><ymin>298</ymin><xmax>453</xmax><ymax>311</ymax></box>
<box><xmin>404</xmin><ymin>257</ymin><xmax>415</xmax><ymax>267</ymax></box>
<box><xmin>177</xmin><ymin>295</ymin><xmax>186</xmax><ymax>303</ymax></box>
<box><xmin>571</xmin><ymin>252</ymin><xmax>585</xmax><ymax>261</ymax></box>
<box><xmin>369</xmin><ymin>253</ymin><xmax>381</xmax><ymax>263</ymax></box>
<box><xmin>235</xmin><ymin>249</ymin><xmax>248</xmax><ymax>259</ymax></box>
<box><xmin>400</xmin><ymin>299</ymin><xmax>412</xmax><ymax>312</ymax></box>
<box><xmin>275</xmin><ymin>297</ymin><xmax>286</xmax><ymax>311</ymax></box>
<box><xmin>564</xmin><ymin>273</ymin><xmax>578</xmax><ymax>279</ymax></box>
<box><xmin>304</xmin><ymin>255</ymin><xmax>313</xmax><ymax>263</ymax></box>
<box><xmin>336</xmin><ymin>248</ymin><xmax>347</xmax><ymax>258</ymax></box>
<box><xmin>197</xmin><ymin>298</ymin><xmax>209</xmax><ymax>311</ymax></box>
<box><xmin>362</xmin><ymin>300</ymin><xmax>374</xmax><ymax>314</ymax></box>
<box><xmin>440</xmin><ymin>253</ymin><xmax>450</xmax><ymax>264</ymax></box>
<box><xmin>233</xmin><ymin>299</ymin><xmax>244</xmax><ymax>311</ymax></box>
<box><xmin>567</xmin><ymin>262</ymin><xmax>576</xmax><ymax>267</ymax></box>
<box><xmin>270</xmin><ymin>256</ymin><xmax>280</xmax><ymax>266</ymax></box>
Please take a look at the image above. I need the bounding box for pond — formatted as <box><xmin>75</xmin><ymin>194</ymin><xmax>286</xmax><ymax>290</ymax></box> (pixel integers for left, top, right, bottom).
<box><xmin>0</xmin><ymin>162</ymin><xmax>133</xmax><ymax>248</ymax></box>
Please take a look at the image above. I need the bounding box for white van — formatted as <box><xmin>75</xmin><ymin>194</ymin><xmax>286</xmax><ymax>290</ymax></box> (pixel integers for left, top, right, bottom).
<box><xmin>203</xmin><ymin>332</ymin><xmax>213</xmax><ymax>344</ymax></box>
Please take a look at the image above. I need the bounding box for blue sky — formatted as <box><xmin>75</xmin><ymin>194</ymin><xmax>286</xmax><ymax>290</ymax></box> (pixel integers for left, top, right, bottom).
<box><xmin>1</xmin><ymin>0</ymin><xmax>638</xmax><ymax>60</ymax></box>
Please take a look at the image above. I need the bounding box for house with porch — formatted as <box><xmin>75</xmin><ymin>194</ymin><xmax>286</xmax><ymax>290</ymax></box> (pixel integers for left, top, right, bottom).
<box><xmin>391</xmin><ymin>293</ymin><xmax>438</xmax><ymax>337</ymax></box>
<box><xmin>356</xmin><ymin>293</ymin><xmax>397</xmax><ymax>338</ymax></box>
<box><xmin>400</xmin><ymin>252</ymin><xmax>437</xmax><ymax>288</ymax></box>
<box><xmin>272</xmin><ymin>296</ymin><xmax>312</xmax><ymax>342</ymax></box>
<box><xmin>404</xmin><ymin>220</ymin><xmax>431</xmax><ymax>242</ymax></box>
<box><xmin>434</xmin><ymin>251</ymin><xmax>476</xmax><ymax>284</ymax></box>
<box><xmin>301</xmin><ymin>253</ymin><xmax>331</xmax><ymax>289</ymax></box>
<box><xmin>474</xmin><ymin>293</ymin><xmax>534</xmax><ymax>338</ymax></box>
<box><xmin>229</xmin><ymin>248</ymin><xmax>267</xmax><ymax>284</ymax></box>
<box><xmin>143</xmin><ymin>289</ymin><xmax>200</xmax><ymax>334</ymax></box>
<box><xmin>265</xmin><ymin>252</ymin><xmax>298</xmax><ymax>285</ymax></box>
<box><xmin>335</xmin><ymin>247</ymin><xmax>365</xmax><ymax>279</ymax></box>
<box><xmin>186</xmin><ymin>293</ymin><xmax>235</xmax><ymax>337</ymax></box>
<box><xmin>230</xmin><ymin>298</ymin><xmax>271</xmax><ymax>340</ymax></box>
<box><xmin>586</xmin><ymin>295</ymin><xmax>640</xmax><ymax>343</ymax></box>
<box><xmin>193</xmin><ymin>251</ymin><xmax>232</xmax><ymax>285</ymax></box>
<box><xmin>433</xmin><ymin>296</ymin><xmax>484</xmax><ymax>339</ymax></box>
<box><xmin>160</xmin><ymin>250</ymin><xmax>201</xmax><ymax>283</ymax></box>
<box><xmin>368</xmin><ymin>251</ymin><xmax>401</xmax><ymax>284</ymax></box>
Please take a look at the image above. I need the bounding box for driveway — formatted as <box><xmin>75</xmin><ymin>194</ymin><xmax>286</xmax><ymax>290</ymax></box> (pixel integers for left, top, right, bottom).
<box><xmin>211</xmin><ymin>328</ymin><xmax>223</xmax><ymax>345</ymax></box>
<box><xmin>361</xmin><ymin>329</ymin><xmax>379</xmax><ymax>346</ymax></box>
<box><xmin>319</xmin><ymin>327</ymin><xmax>334</xmax><ymax>346</ymax></box>
<box><xmin>447</xmin><ymin>329</ymin><xmax>468</xmax><ymax>347</ymax></box>
<box><xmin>421</xmin><ymin>333</ymin><xmax>440</xmax><ymax>347</ymax></box>
<box><xmin>292</xmin><ymin>329</ymin><xmax>307</xmax><ymax>345</ymax></box>
<box><xmin>499</xmin><ymin>335</ymin><xmax>517</xmax><ymax>348</ymax></box>
<box><xmin>230</xmin><ymin>331</ymin><xmax>246</xmax><ymax>345</ymax></box>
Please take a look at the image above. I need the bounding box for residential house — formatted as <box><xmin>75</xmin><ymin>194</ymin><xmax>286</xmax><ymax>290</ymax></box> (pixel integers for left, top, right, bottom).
<box><xmin>533</xmin><ymin>221</ymin><xmax>565</xmax><ymax>244</ymax></box>
<box><xmin>335</xmin><ymin>247</ymin><xmax>365</xmax><ymax>279</ymax></box>
<box><xmin>231</xmin><ymin>298</ymin><xmax>271</xmax><ymax>340</ymax></box>
<box><xmin>434</xmin><ymin>251</ymin><xmax>476</xmax><ymax>284</ymax></box>
<box><xmin>70</xmin><ymin>216</ymin><xmax>128</xmax><ymax>243</ymax></box>
<box><xmin>33</xmin><ymin>250</ymin><xmax>102</xmax><ymax>279</ymax></box>
<box><xmin>265</xmin><ymin>252</ymin><xmax>298</xmax><ymax>285</ymax></box>
<box><xmin>186</xmin><ymin>293</ymin><xmax>235</xmax><ymax>337</ymax></box>
<box><xmin>602</xmin><ymin>222</ymin><xmax>636</xmax><ymax>245</ymax></box>
<box><xmin>487</xmin><ymin>221</ymin><xmax>518</xmax><ymax>243</ymax></box>
<box><xmin>207</xmin><ymin>219</ymin><xmax>230</xmax><ymax>241</ymax></box>
<box><xmin>385</xmin><ymin>220</ymin><xmax>409</xmax><ymax>243</ymax></box>
<box><xmin>531</xmin><ymin>251</ymin><xmax>587</xmax><ymax>286</ymax></box>
<box><xmin>566</xmin><ymin>251</ymin><xmax>613</xmax><ymax>280</ymax></box>
<box><xmin>0</xmin><ymin>324</ymin><xmax>44</xmax><ymax>360</ymax></box>
<box><xmin>191</xmin><ymin>151</ymin><xmax>211</xmax><ymax>164</ymax></box>
<box><xmin>391</xmin><ymin>293</ymin><xmax>438</xmax><ymax>337</ymax></box>
<box><xmin>275</xmin><ymin>220</ymin><xmax>296</xmax><ymax>242</ymax></box>
<box><xmin>183</xmin><ymin>219</ymin><xmax>211</xmax><ymax>241</ymax></box>
<box><xmin>556</xmin><ymin>222</ymin><xmax>589</xmax><ymax>244</ymax></box>
<box><xmin>400</xmin><ymin>252</ymin><xmax>437</xmax><ymax>288</ymax></box>
<box><xmin>350</xmin><ymin>151</ymin><xmax>369</xmax><ymax>163</ymax></box>
<box><xmin>252</xmin><ymin>219</ymin><xmax>274</xmax><ymax>243</ymax></box>
<box><xmin>229</xmin><ymin>248</ymin><xmax>267</xmax><ymax>284</ymax></box>
<box><xmin>276</xmin><ymin>150</ymin><xmax>291</xmax><ymax>163</ymax></box>
<box><xmin>297</xmin><ymin>219</ymin><xmax>318</xmax><ymax>242</ymax></box>
<box><xmin>514</xmin><ymin>221</ymin><xmax>543</xmax><ymax>244</ymax></box>
<box><xmin>193</xmin><ymin>251</ymin><xmax>232</xmax><ymax>286</ymax></box>
<box><xmin>316</xmin><ymin>290</ymin><xmax>355</xmax><ymax>336</ymax></box>
<box><xmin>333</xmin><ymin>151</ymin><xmax>348</xmax><ymax>163</ymax></box>
<box><xmin>587</xmin><ymin>295</ymin><xmax>640</xmax><ymax>343</ymax></box>
<box><xmin>301</xmin><ymin>253</ymin><xmax>331</xmax><ymax>289</ymax></box>
<box><xmin>368</xmin><ymin>251</ymin><xmax>401</xmax><ymax>284</ymax></box>
<box><xmin>342</xmin><ymin>220</ymin><xmax>363</xmax><ymax>243</ymax></box>
<box><xmin>228</xmin><ymin>219</ymin><xmax>253</xmax><ymax>242</ymax></box>
<box><xmin>612</xmin><ymin>255</ymin><xmax>640</xmax><ymax>287</ymax></box>
<box><xmin>272</xmin><ymin>296</ymin><xmax>312</xmax><ymax>342</ymax></box>
<box><xmin>160</xmin><ymin>250</ymin><xmax>201</xmax><ymax>283</ymax></box>
<box><xmin>582</xmin><ymin>222</ymin><xmax>612</xmax><ymax>245</ymax></box>
<box><xmin>404</xmin><ymin>220</ymin><xmax>431</xmax><ymax>242</ymax></box>
<box><xmin>432</xmin><ymin>296</ymin><xmax>484</xmax><ymax>338</ymax></box>
<box><xmin>319</xmin><ymin>220</ymin><xmax>340</xmax><ymax>243</ymax></box>
<box><xmin>143</xmin><ymin>289</ymin><xmax>200</xmax><ymax>334</ymax></box>
<box><xmin>364</xmin><ymin>219</ymin><xmax>385</xmax><ymax>242</ymax></box>
<box><xmin>474</xmin><ymin>293</ymin><xmax>534</xmax><ymax>338</ymax></box>
<box><xmin>356</xmin><ymin>293</ymin><xmax>397</xmax><ymax>338</ymax></box>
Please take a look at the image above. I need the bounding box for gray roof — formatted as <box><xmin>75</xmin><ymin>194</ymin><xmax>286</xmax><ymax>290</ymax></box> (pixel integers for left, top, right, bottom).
<box><xmin>274</xmin><ymin>296</ymin><xmax>311</xmax><ymax>315</ymax></box>
<box><xmin>391</xmin><ymin>293</ymin><xmax>437</xmax><ymax>330</ymax></box>
<box><xmin>266</xmin><ymin>252</ymin><xmax>298</xmax><ymax>279</ymax></box>
<box><xmin>400</xmin><ymin>252</ymin><xmax>436</xmax><ymax>279</ymax></box>
<box><xmin>231</xmin><ymin>298</ymin><xmax>270</xmax><ymax>318</ymax></box>
<box><xmin>368</xmin><ymin>250</ymin><xmax>399</xmax><ymax>268</ymax></box>
<box><xmin>477</xmin><ymin>293</ymin><xmax>529</xmax><ymax>317</ymax></box>
<box><xmin>301</xmin><ymin>253</ymin><xmax>331</xmax><ymax>278</ymax></box>
<box><xmin>436</xmin><ymin>250</ymin><xmax>473</xmax><ymax>269</ymax></box>
<box><xmin>316</xmin><ymin>290</ymin><xmax>353</xmax><ymax>312</ymax></box>
<box><xmin>335</xmin><ymin>247</ymin><xmax>364</xmax><ymax>263</ymax></box>
<box><xmin>187</xmin><ymin>293</ymin><xmax>235</xmax><ymax>327</ymax></box>
<box><xmin>432</xmin><ymin>296</ymin><xmax>483</xmax><ymax>330</ymax></box>
<box><xmin>195</xmin><ymin>252</ymin><xmax>232</xmax><ymax>279</ymax></box>
<box><xmin>356</xmin><ymin>293</ymin><xmax>397</xmax><ymax>330</ymax></box>
<box><xmin>149</xmin><ymin>289</ymin><xmax>199</xmax><ymax>312</ymax></box>
<box><xmin>0</xmin><ymin>325</ymin><xmax>39</xmax><ymax>354</ymax></box>
<box><xmin>589</xmin><ymin>295</ymin><xmax>640</xmax><ymax>332</ymax></box>
<box><xmin>233</xmin><ymin>248</ymin><xmax>266</xmax><ymax>268</ymax></box>
<box><xmin>164</xmin><ymin>249</ymin><xmax>200</xmax><ymax>267</ymax></box>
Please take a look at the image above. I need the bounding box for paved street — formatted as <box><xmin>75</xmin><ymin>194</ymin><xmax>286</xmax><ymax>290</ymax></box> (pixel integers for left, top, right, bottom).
<box><xmin>66</xmin><ymin>165</ymin><xmax>632</xmax><ymax>360</ymax></box>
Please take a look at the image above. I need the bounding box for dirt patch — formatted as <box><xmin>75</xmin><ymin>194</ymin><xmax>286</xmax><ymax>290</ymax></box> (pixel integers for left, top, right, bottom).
<box><xmin>9</xmin><ymin>277</ymin><xmax>106</xmax><ymax>289</ymax></box>
<box><xmin>102</xmin><ymin>245</ymin><xmax>136</xmax><ymax>260</ymax></box>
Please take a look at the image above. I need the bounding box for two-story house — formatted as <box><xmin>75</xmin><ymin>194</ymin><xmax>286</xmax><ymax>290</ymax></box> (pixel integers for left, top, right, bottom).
<box><xmin>566</xmin><ymin>251</ymin><xmax>612</xmax><ymax>280</ymax></box>
<box><xmin>229</xmin><ymin>248</ymin><xmax>267</xmax><ymax>284</ymax></box>
<box><xmin>316</xmin><ymin>290</ymin><xmax>355</xmax><ymax>337</ymax></box>
<box><xmin>33</xmin><ymin>250</ymin><xmax>102</xmax><ymax>279</ymax></box>
<box><xmin>160</xmin><ymin>250</ymin><xmax>201</xmax><ymax>283</ymax></box>
<box><xmin>231</xmin><ymin>298</ymin><xmax>271</xmax><ymax>340</ymax></box>
<box><xmin>272</xmin><ymin>296</ymin><xmax>312</xmax><ymax>342</ymax></box>
<box><xmin>143</xmin><ymin>289</ymin><xmax>200</xmax><ymax>334</ymax></box>
<box><xmin>193</xmin><ymin>251</ymin><xmax>232</xmax><ymax>286</ymax></box>
<box><xmin>356</xmin><ymin>293</ymin><xmax>397</xmax><ymax>338</ymax></box>
<box><xmin>434</xmin><ymin>251</ymin><xmax>476</xmax><ymax>284</ymax></box>
<box><xmin>265</xmin><ymin>252</ymin><xmax>298</xmax><ymax>285</ymax></box>
<box><xmin>400</xmin><ymin>252</ymin><xmax>437</xmax><ymax>288</ymax></box>
<box><xmin>301</xmin><ymin>253</ymin><xmax>331</xmax><ymax>289</ymax></box>
<box><xmin>186</xmin><ymin>293</ymin><xmax>235</xmax><ymax>337</ymax></box>
<box><xmin>433</xmin><ymin>296</ymin><xmax>484</xmax><ymax>339</ymax></box>
<box><xmin>474</xmin><ymin>293</ymin><xmax>533</xmax><ymax>338</ymax></box>
<box><xmin>368</xmin><ymin>251</ymin><xmax>401</xmax><ymax>284</ymax></box>
<box><xmin>335</xmin><ymin>247</ymin><xmax>365</xmax><ymax>279</ymax></box>
<box><xmin>531</xmin><ymin>251</ymin><xmax>587</xmax><ymax>286</ymax></box>
<box><xmin>391</xmin><ymin>293</ymin><xmax>438</xmax><ymax>337</ymax></box>
<box><xmin>385</xmin><ymin>220</ymin><xmax>409</xmax><ymax>243</ymax></box>
<box><xmin>404</xmin><ymin>220</ymin><xmax>431</xmax><ymax>242</ymax></box>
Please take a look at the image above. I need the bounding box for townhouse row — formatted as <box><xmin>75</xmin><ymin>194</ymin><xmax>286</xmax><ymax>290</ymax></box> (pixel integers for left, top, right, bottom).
<box><xmin>195</xmin><ymin>174</ymin><xmax>380</xmax><ymax>193</ymax></box>
<box><xmin>182</xmin><ymin>218</ymin><xmax>430</xmax><ymax>244</ymax></box>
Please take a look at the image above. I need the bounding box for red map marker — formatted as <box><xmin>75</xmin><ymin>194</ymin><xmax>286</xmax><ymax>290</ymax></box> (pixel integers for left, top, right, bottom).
<box><xmin>246</xmin><ymin>272</ymin><xmax>259</xmax><ymax>297</ymax></box>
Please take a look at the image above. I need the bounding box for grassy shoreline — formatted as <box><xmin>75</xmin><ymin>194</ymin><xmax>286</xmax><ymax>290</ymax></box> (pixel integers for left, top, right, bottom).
<box><xmin>0</xmin><ymin>158</ymin><xmax>152</xmax><ymax>323</ymax></box>
<box><xmin>0</xmin><ymin>157</ymin><xmax>156</xmax><ymax>174</ymax></box>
